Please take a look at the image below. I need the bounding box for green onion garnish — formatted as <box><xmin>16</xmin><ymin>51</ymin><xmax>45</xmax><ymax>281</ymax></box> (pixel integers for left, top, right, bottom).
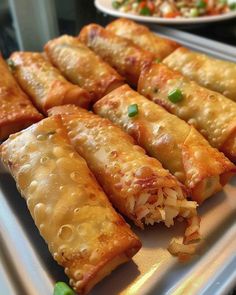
<box><xmin>229</xmin><ymin>3</ymin><xmax>236</xmax><ymax>10</ymax></box>
<box><xmin>53</xmin><ymin>282</ymin><xmax>76</xmax><ymax>295</ymax></box>
<box><xmin>128</xmin><ymin>104</ymin><xmax>139</xmax><ymax>117</ymax></box>
<box><xmin>196</xmin><ymin>0</ymin><xmax>207</xmax><ymax>8</ymax></box>
<box><xmin>168</xmin><ymin>88</ymin><xmax>183</xmax><ymax>103</ymax></box>
<box><xmin>112</xmin><ymin>1</ymin><xmax>121</xmax><ymax>9</ymax></box>
<box><xmin>7</xmin><ymin>59</ymin><xmax>16</xmax><ymax>72</ymax></box>
<box><xmin>190</xmin><ymin>8</ymin><xmax>199</xmax><ymax>17</ymax></box>
<box><xmin>140</xmin><ymin>7</ymin><xmax>151</xmax><ymax>16</ymax></box>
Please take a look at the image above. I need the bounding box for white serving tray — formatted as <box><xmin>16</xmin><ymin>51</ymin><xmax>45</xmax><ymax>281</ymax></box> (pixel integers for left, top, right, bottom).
<box><xmin>0</xmin><ymin>27</ymin><xmax>236</xmax><ymax>295</ymax></box>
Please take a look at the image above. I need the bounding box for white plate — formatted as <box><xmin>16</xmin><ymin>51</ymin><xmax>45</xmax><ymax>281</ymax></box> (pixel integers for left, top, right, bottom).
<box><xmin>95</xmin><ymin>0</ymin><xmax>236</xmax><ymax>24</ymax></box>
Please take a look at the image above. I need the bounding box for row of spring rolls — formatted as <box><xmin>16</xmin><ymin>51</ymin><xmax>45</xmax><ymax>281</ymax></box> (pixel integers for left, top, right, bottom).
<box><xmin>3</xmin><ymin>25</ymin><xmax>235</xmax><ymax>203</ymax></box>
<box><xmin>93</xmin><ymin>85</ymin><xmax>235</xmax><ymax>204</ymax></box>
<box><xmin>105</xmin><ymin>18</ymin><xmax>236</xmax><ymax>101</ymax></box>
<box><xmin>2</xmin><ymin>34</ymin><xmax>125</xmax><ymax>138</ymax></box>
<box><xmin>6</xmin><ymin>40</ymin><xmax>236</xmax><ymax>204</ymax></box>
<box><xmin>0</xmin><ymin>116</ymin><xmax>142</xmax><ymax>294</ymax></box>
<box><xmin>1</xmin><ymin>110</ymin><xmax>203</xmax><ymax>293</ymax></box>
<box><xmin>1</xmin><ymin>18</ymin><xmax>236</xmax><ymax>294</ymax></box>
<box><xmin>0</xmin><ymin>43</ymin><xmax>199</xmax><ymax>293</ymax></box>
<box><xmin>78</xmin><ymin>20</ymin><xmax>236</xmax><ymax>163</ymax></box>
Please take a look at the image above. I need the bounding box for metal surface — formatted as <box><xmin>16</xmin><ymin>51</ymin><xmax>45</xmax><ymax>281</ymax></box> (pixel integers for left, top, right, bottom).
<box><xmin>0</xmin><ymin>28</ymin><xmax>236</xmax><ymax>295</ymax></box>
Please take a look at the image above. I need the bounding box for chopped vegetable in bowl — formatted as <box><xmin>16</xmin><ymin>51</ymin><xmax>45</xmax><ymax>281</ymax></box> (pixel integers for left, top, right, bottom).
<box><xmin>111</xmin><ymin>0</ymin><xmax>236</xmax><ymax>18</ymax></box>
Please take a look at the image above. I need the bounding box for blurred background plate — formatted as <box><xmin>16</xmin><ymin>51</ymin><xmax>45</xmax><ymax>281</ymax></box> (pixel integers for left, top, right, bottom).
<box><xmin>95</xmin><ymin>0</ymin><xmax>236</xmax><ymax>25</ymax></box>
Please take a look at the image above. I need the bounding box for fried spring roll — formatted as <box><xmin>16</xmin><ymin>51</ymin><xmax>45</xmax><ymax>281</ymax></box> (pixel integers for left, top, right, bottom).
<box><xmin>0</xmin><ymin>116</ymin><xmax>141</xmax><ymax>294</ymax></box>
<box><xmin>94</xmin><ymin>85</ymin><xmax>235</xmax><ymax>204</ymax></box>
<box><xmin>163</xmin><ymin>47</ymin><xmax>236</xmax><ymax>101</ymax></box>
<box><xmin>79</xmin><ymin>24</ymin><xmax>154</xmax><ymax>86</ymax></box>
<box><xmin>138</xmin><ymin>63</ymin><xmax>236</xmax><ymax>162</ymax></box>
<box><xmin>44</xmin><ymin>35</ymin><xmax>124</xmax><ymax>102</ymax></box>
<box><xmin>9</xmin><ymin>52</ymin><xmax>91</xmax><ymax>114</ymax></box>
<box><xmin>0</xmin><ymin>55</ymin><xmax>43</xmax><ymax>140</ymax></box>
<box><xmin>106</xmin><ymin>18</ymin><xmax>180</xmax><ymax>61</ymax></box>
<box><xmin>48</xmin><ymin>105</ymin><xmax>198</xmax><ymax>232</ymax></box>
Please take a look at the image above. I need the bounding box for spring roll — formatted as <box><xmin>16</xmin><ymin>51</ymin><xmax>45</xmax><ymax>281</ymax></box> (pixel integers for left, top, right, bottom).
<box><xmin>48</xmin><ymin>105</ymin><xmax>199</xmax><ymax>235</ymax></box>
<box><xmin>79</xmin><ymin>24</ymin><xmax>154</xmax><ymax>86</ymax></box>
<box><xmin>44</xmin><ymin>35</ymin><xmax>124</xmax><ymax>103</ymax></box>
<box><xmin>138</xmin><ymin>63</ymin><xmax>236</xmax><ymax>162</ymax></box>
<box><xmin>163</xmin><ymin>47</ymin><xmax>236</xmax><ymax>101</ymax></box>
<box><xmin>0</xmin><ymin>55</ymin><xmax>43</xmax><ymax>140</ymax></box>
<box><xmin>106</xmin><ymin>18</ymin><xmax>180</xmax><ymax>61</ymax></box>
<box><xmin>94</xmin><ymin>85</ymin><xmax>235</xmax><ymax>204</ymax></box>
<box><xmin>9</xmin><ymin>52</ymin><xmax>91</xmax><ymax>114</ymax></box>
<box><xmin>0</xmin><ymin>116</ymin><xmax>141</xmax><ymax>294</ymax></box>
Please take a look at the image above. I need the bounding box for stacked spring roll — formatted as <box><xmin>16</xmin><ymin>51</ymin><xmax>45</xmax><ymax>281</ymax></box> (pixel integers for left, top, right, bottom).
<box><xmin>0</xmin><ymin>55</ymin><xmax>43</xmax><ymax>140</ymax></box>
<box><xmin>48</xmin><ymin>105</ymin><xmax>199</xmax><ymax>239</ymax></box>
<box><xmin>94</xmin><ymin>85</ymin><xmax>235</xmax><ymax>204</ymax></box>
<box><xmin>163</xmin><ymin>47</ymin><xmax>236</xmax><ymax>101</ymax></box>
<box><xmin>106</xmin><ymin>18</ymin><xmax>180</xmax><ymax>61</ymax></box>
<box><xmin>0</xmin><ymin>116</ymin><xmax>141</xmax><ymax>294</ymax></box>
<box><xmin>138</xmin><ymin>63</ymin><xmax>236</xmax><ymax>162</ymax></box>
<box><xmin>79</xmin><ymin>24</ymin><xmax>155</xmax><ymax>86</ymax></box>
<box><xmin>44</xmin><ymin>35</ymin><xmax>124</xmax><ymax>103</ymax></box>
<box><xmin>10</xmin><ymin>52</ymin><xmax>91</xmax><ymax>114</ymax></box>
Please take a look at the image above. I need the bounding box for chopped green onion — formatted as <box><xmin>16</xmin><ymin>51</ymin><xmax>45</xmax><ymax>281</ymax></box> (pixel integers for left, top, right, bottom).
<box><xmin>7</xmin><ymin>59</ymin><xmax>16</xmax><ymax>72</ymax></box>
<box><xmin>168</xmin><ymin>88</ymin><xmax>183</xmax><ymax>103</ymax></box>
<box><xmin>128</xmin><ymin>104</ymin><xmax>139</xmax><ymax>117</ymax></box>
<box><xmin>140</xmin><ymin>7</ymin><xmax>151</xmax><ymax>15</ymax></box>
<box><xmin>155</xmin><ymin>58</ymin><xmax>161</xmax><ymax>63</ymax></box>
<box><xmin>196</xmin><ymin>0</ymin><xmax>207</xmax><ymax>8</ymax></box>
<box><xmin>229</xmin><ymin>3</ymin><xmax>236</xmax><ymax>10</ymax></box>
<box><xmin>112</xmin><ymin>1</ymin><xmax>121</xmax><ymax>9</ymax></box>
<box><xmin>53</xmin><ymin>282</ymin><xmax>76</xmax><ymax>295</ymax></box>
<box><xmin>190</xmin><ymin>8</ymin><xmax>199</xmax><ymax>17</ymax></box>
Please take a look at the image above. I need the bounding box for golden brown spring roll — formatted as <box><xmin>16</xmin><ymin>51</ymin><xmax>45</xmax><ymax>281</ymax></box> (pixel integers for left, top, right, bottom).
<box><xmin>44</xmin><ymin>35</ymin><xmax>124</xmax><ymax>103</ymax></box>
<box><xmin>48</xmin><ymin>105</ymin><xmax>199</xmax><ymax>234</ymax></box>
<box><xmin>138</xmin><ymin>63</ymin><xmax>236</xmax><ymax>162</ymax></box>
<box><xmin>0</xmin><ymin>116</ymin><xmax>141</xmax><ymax>294</ymax></box>
<box><xmin>79</xmin><ymin>24</ymin><xmax>155</xmax><ymax>86</ymax></box>
<box><xmin>94</xmin><ymin>85</ymin><xmax>236</xmax><ymax>204</ymax></box>
<box><xmin>9</xmin><ymin>52</ymin><xmax>91</xmax><ymax>114</ymax></box>
<box><xmin>163</xmin><ymin>47</ymin><xmax>236</xmax><ymax>101</ymax></box>
<box><xmin>106</xmin><ymin>18</ymin><xmax>180</xmax><ymax>61</ymax></box>
<box><xmin>0</xmin><ymin>55</ymin><xmax>43</xmax><ymax>140</ymax></box>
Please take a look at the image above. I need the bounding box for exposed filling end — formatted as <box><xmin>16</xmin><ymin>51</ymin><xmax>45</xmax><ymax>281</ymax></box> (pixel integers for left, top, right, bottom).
<box><xmin>168</xmin><ymin>215</ymin><xmax>201</xmax><ymax>260</ymax></box>
<box><xmin>126</xmin><ymin>185</ymin><xmax>200</xmax><ymax>259</ymax></box>
<box><xmin>127</xmin><ymin>185</ymin><xmax>197</xmax><ymax>228</ymax></box>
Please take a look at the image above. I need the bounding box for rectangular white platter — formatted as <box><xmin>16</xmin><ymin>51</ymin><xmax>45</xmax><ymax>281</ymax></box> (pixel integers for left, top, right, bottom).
<box><xmin>0</xmin><ymin>26</ymin><xmax>236</xmax><ymax>295</ymax></box>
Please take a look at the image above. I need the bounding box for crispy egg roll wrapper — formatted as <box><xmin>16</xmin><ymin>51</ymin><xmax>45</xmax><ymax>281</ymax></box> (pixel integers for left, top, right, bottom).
<box><xmin>0</xmin><ymin>55</ymin><xmax>43</xmax><ymax>140</ymax></box>
<box><xmin>79</xmin><ymin>24</ymin><xmax>154</xmax><ymax>86</ymax></box>
<box><xmin>0</xmin><ymin>116</ymin><xmax>141</xmax><ymax>295</ymax></box>
<box><xmin>10</xmin><ymin>52</ymin><xmax>91</xmax><ymax>114</ymax></box>
<box><xmin>44</xmin><ymin>35</ymin><xmax>124</xmax><ymax>102</ymax></box>
<box><xmin>48</xmin><ymin>105</ymin><xmax>198</xmax><ymax>229</ymax></box>
<box><xmin>163</xmin><ymin>47</ymin><xmax>236</xmax><ymax>101</ymax></box>
<box><xmin>94</xmin><ymin>85</ymin><xmax>235</xmax><ymax>204</ymax></box>
<box><xmin>138</xmin><ymin>63</ymin><xmax>236</xmax><ymax>162</ymax></box>
<box><xmin>106</xmin><ymin>18</ymin><xmax>180</xmax><ymax>61</ymax></box>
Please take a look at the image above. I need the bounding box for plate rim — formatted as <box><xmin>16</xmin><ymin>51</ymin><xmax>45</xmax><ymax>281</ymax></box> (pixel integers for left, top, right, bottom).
<box><xmin>95</xmin><ymin>0</ymin><xmax>236</xmax><ymax>24</ymax></box>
